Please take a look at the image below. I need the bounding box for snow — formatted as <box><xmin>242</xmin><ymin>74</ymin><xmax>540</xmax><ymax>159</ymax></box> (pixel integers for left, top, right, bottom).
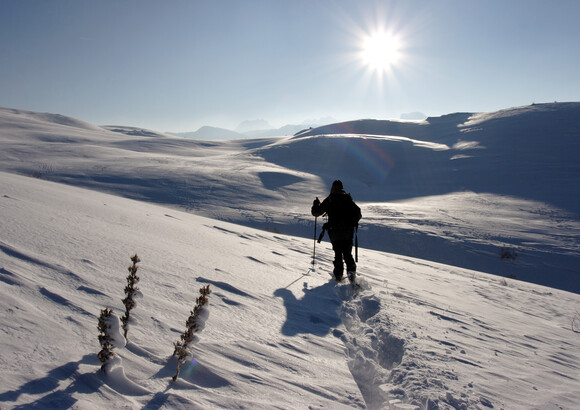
<box><xmin>0</xmin><ymin>103</ymin><xmax>579</xmax><ymax>409</ymax></box>
<box><xmin>105</xmin><ymin>312</ymin><xmax>127</xmax><ymax>350</ymax></box>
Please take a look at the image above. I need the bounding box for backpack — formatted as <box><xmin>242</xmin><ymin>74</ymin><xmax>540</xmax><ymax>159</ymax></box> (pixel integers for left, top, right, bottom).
<box><xmin>328</xmin><ymin>192</ymin><xmax>361</xmax><ymax>230</ymax></box>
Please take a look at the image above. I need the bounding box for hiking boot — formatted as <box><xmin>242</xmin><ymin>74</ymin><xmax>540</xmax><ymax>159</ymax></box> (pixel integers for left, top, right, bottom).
<box><xmin>347</xmin><ymin>271</ymin><xmax>356</xmax><ymax>283</ymax></box>
<box><xmin>333</xmin><ymin>261</ymin><xmax>343</xmax><ymax>282</ymax></box>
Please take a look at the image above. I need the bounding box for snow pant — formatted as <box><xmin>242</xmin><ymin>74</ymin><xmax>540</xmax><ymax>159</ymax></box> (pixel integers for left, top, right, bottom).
<box><xmin>332</xmin><ymin>239</ymin><xmax>356</xmax><ymax>279</ymax></box>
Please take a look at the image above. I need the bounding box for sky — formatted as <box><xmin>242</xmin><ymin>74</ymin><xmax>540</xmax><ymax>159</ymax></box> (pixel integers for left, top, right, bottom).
<box><xmin>1</xmin><ymin>0</ymin><xmax>579</xmax><ymax>132</ymax></box>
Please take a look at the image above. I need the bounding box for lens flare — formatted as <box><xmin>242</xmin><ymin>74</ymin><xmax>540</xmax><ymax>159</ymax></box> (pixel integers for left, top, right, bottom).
<box><xmin>332</xmin><ymin>130</ymin><xmax>396</xmax><ymax>182</ymax></box>
<box><xmin>180</xmin><ymin>357</ymin><xmax>200</xmax><ymax>378</ymax></box>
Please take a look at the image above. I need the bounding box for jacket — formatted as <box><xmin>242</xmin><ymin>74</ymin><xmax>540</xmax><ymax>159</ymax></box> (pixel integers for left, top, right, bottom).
<box><xmin>311</xmin><ymin>189</ymin><xmax>361</xmax><ymax>242</ymax></box>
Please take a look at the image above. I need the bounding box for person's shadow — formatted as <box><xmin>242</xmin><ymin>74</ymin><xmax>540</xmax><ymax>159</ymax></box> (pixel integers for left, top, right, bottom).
<box><xmin>274</xmin><ymin>281</ymin><xmax>342</xmax><ymax>337</ymax></box>
<box><xmin>0</xmin><ymin>354</ymin><xmax>102</xmax><ymax>409</ymax></box>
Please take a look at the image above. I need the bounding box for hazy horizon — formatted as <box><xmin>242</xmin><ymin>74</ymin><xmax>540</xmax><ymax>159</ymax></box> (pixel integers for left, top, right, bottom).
<box><xmin>1</xmin><ymin>0</ymin><xmax>579</xmax><ymax>132</ymax></box>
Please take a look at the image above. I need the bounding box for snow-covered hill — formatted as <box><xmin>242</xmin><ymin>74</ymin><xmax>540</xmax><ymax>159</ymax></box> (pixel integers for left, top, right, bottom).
<box><xmin>1</xmin><ymin>171</ymin><xmax>579</xmax><ymax>409</ymax></box>
<box><xmin>287</xmin><ymin>102</ymin><xmax>580</xmax><ymax>213</ymax></box>
<box><xmin>0</xmin><ymin>104</ymin><xmax>578</xmax><ymax>292</ymax></box>
<box><xmin>0</xmin><ymin>104</ymin><xmax>579</xmax><ymax>408</ymax></box>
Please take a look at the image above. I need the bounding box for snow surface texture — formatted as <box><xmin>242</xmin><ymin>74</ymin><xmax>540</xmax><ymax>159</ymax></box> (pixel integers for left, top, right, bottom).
<box><xmin>0</xmin><ymin>103</ymin><xmax>579</xmax><ymax>408</ymax></box>
<box><xmin>0</xmin><ymin>104</ymin><xmax>578</xmax><ymax>293</ymax></box>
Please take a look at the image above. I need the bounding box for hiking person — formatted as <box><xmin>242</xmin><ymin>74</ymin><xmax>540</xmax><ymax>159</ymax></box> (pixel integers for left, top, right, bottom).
<box><xmin>311</xmin><ymin>180</ymin><xmax>361</xmax><ymax>283</ymax></box>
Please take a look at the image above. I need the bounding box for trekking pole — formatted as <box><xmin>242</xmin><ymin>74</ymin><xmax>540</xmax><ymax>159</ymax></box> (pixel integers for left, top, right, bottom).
<box><xmin>312</xmin><ymin>216</ymin><xmax>317</xmax><ymax>267</ymax></box>
<box><xmin>355</xmin><ymin>225</ymin><xmax>359</xmax><ymax>263</ymax></box>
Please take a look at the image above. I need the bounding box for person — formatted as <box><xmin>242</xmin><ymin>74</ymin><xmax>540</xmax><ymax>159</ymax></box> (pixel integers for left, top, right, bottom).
<box><xmin>311</xmin><ymin>180</ymin><xmax>361</xmax><ymax>282</ymax></box>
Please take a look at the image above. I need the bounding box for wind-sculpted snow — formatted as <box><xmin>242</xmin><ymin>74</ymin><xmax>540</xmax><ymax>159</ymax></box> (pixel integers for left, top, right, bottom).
<box><xmin>259</xmin><ymin>103</ymin><xmax>580</xmax><ymax>213</ymax></box>
<box><xmin>1</xmin><ymin>171</ymin><xmax>580</xmax><ymax>409</ymax></box>
<box><xmin>0</xmin><ymin>104</ymin><xmax>579</xmax><ymax>293</ymax></box>
<box><xmin>255</xmin><ymin>134</ymin><xmax>453</xmax><ymax>200</ymax></box>
<box><xmin>1</xmin><ymin>103</ymin><xmax>579</xmax><ymax>408</ymax></box>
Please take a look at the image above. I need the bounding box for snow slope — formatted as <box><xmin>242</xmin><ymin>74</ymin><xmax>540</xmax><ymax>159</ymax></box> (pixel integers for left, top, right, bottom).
<box><xmin>1</xmin><ymin>172</ymin><xmax>579</xmax><ymax>409</ymax></box>
<box><xmin>0</xmin><ymin>104</ymin><xmax>580</xmax><ymax>408</ymax></box>
<box><xmin>0</xmin><ymin>104</ymin><xmax>578</xmax><ymax>293</ymax></box>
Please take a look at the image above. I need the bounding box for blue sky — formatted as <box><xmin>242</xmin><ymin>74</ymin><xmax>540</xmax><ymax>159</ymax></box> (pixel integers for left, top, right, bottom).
<box><xmin>1</xmin><ymin>0</ymin><xmax>579</xmax><ymax>132</ymax></box>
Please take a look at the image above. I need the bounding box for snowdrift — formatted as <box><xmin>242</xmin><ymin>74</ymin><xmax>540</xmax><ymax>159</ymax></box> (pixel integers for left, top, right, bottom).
<box><xmin>1</xmin><ymin>171</ymin><xmax>579</xmax><ymax>409</ymax></box>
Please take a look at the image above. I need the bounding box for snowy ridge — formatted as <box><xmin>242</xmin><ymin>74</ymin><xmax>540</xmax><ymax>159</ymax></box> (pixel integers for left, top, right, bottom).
<box><xmin>1</xmin><ymin>104</ymin><xmax>580</xmax><ymax>408</ymax></box>
<box><xmin>1</xmin><ymin>104</ymin><xmax>578</xmax><ymax>293</ymax></box>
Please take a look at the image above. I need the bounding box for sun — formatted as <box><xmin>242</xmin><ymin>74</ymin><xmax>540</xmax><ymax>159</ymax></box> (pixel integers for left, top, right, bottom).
<box><xmin>361</xmin><ymin>32</ymin><xmax>401</xmax><ymax>72</ymax></box>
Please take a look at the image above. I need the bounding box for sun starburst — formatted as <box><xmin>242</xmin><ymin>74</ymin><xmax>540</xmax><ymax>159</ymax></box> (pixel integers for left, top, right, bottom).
<box><xmin>361</xmin><ymin>32</ymin><xmax>401</xmax><ymax>72</ymax></box>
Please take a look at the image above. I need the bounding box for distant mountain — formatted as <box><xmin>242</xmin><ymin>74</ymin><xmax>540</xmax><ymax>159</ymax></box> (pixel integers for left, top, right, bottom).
<box><xmin>242</xmin><ymin>124</ymin><xmax>320</xmax><ymax>138</ymax></box>
<box><xmin>170</xmin><ymin>126</ymin><xmax>246</xmax><ymax>140</ymax></box>
<box><xmin>235</xmin><ymin>119</ymin><xmax>272</xmax><ymax>133</ymax></box>
<box><xmin>241</xmin><ymin>118</ymin><xmax>339</xmax><ymax>138</ymax></box>
<box><xmin>171</xmin><ymin>123</ymin><xmax>318</xmax><ymax>140</ymax></box>
<box><xmin>171</xmin><ymin>117</ymin><xmax>340</xmax><ymax>140</ymax></box>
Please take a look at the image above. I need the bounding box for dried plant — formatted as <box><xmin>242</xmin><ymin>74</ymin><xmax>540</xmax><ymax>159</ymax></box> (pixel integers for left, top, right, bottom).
<box><xmin>173</xmin><ymin>285</ymin><xmax>211</xmax><ymax>381</ymax></box>
<box><xmin>121</xmin><ymin>254</ymin><xmax>141</xmax><ymax>339</ymax></box>
<box><xmin>97</xmin><ymin>308</ymin><xmax>116</xmax><ymax>371</ymax></box>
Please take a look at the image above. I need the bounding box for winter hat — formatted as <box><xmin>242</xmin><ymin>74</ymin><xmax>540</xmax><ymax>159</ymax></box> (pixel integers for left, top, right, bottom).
<box><xmin>331</xmin><ymin>179</ymin><xmax>343</xmax><ymax>193</ymax></box>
